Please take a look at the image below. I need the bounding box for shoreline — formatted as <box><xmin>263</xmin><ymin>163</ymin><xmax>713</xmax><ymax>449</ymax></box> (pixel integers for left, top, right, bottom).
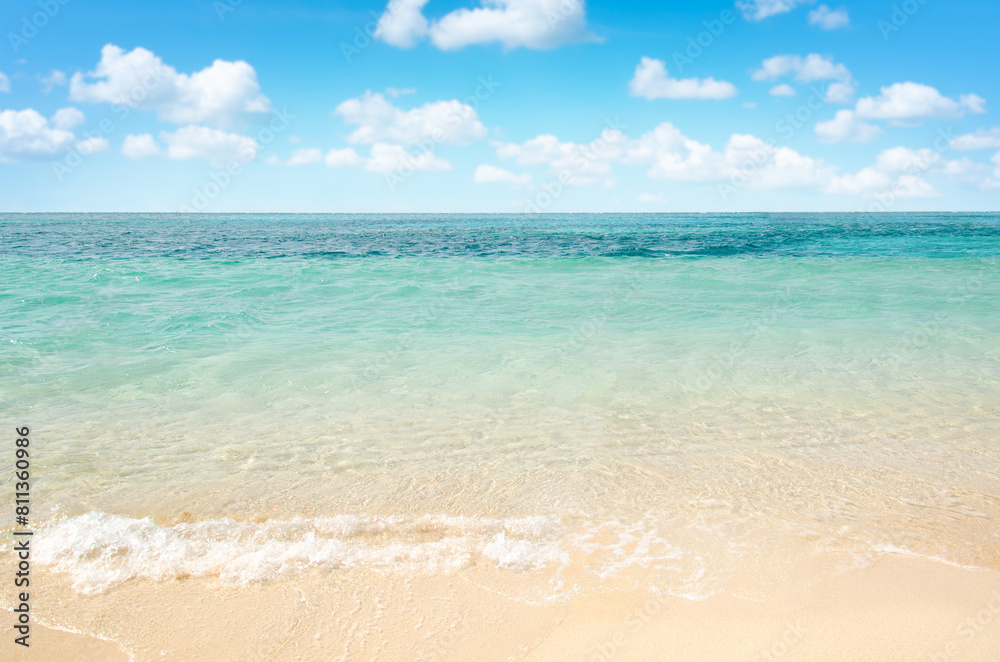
<box><xmin>5</xmin><ymin>553</ymin><xmax>999</xmax><ymax>661</ymax></box>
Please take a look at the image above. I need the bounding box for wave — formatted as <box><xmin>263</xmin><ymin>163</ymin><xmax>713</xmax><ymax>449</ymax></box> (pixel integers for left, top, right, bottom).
<box><xmin>34</xmin><ymin>512</ymin><xmax>567</xmax><ymax>595</ymax></box>
<box><xmin>33</xmin><ymin>511</ymin><xmax>718</xmax><ymax>599</ymax></box>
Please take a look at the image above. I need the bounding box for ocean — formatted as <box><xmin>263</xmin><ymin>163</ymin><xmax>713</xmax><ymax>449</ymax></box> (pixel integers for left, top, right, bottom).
<box><xmin>3</xmin><ymin>212</ymin><xmax>999</xmax><ymax>601</ymax></box>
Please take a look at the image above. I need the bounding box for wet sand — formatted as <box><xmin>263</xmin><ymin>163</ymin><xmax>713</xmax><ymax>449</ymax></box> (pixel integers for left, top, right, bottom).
<box><xmin>4</xmin><ymin>553</ymin><xmax>999</xmax><ymax>661</ymax></box>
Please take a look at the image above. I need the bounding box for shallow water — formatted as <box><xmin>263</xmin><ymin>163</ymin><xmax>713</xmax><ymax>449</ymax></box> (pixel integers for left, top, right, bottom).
<box><xmin>2</xmin><ymin>213</ymin><xmax>999</xmax><ymax>599</ymax></box>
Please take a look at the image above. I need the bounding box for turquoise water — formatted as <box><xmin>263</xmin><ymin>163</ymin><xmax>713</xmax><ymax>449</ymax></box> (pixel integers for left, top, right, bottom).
<box><xmin>2</xmin><ymin>213</ymin><xmax>999</xmax><ymax>597</ymax></box>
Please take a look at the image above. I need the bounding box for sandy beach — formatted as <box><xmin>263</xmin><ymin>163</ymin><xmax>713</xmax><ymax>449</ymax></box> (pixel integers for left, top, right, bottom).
<box><xmin>5</xmin><ymin>553</ymin><xmax>999</xmax><ymax>661</ymax></box>
<box><xmin>4</xmin><ymin>215</ymin><xmax>1000</xmax><ymax>660</ymax></box>
<box><xmin>4</xmin><ymin>0</ymin><xmax>1000</xmax><ymax>655</ymax></box>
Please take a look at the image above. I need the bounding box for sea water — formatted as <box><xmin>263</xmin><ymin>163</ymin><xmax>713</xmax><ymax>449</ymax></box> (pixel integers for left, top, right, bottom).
<box><xmin>2</xmin><ymin>213</ymin><xmax>999</xmax><ymax>598</ymax></box>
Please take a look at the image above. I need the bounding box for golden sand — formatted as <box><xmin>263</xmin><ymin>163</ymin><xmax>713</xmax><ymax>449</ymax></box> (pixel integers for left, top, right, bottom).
<box><xmin>4</xmin><ymin>553</ymin><xmax>1000</xmax><ymax>661</ymax></box>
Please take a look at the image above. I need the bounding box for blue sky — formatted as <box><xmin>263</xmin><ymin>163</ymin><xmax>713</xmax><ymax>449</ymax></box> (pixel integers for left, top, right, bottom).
<box><xmin>1</xmin><ymin>0</ymin><xmax>999</xmax><ymax>212</ymax></box>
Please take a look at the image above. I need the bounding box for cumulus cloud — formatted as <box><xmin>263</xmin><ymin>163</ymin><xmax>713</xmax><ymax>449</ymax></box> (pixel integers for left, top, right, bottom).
<box><xmin>0</xmin><ymin>72</ymin><xmax>9</xmax><ymax>93</ymax></box>
<box><xmin>950</xmin><ymin>128</ymin><xmax>1000</xmax><ymax>151</ymax></box>
<box><xmin>334</xmin><ymin>91</ymin><xmax>487</xmax><ymax>145</ymax></box>
<box><xmin>629</xmin><ymin>57</ymin><xmax>737</xmax><ymax>101</ymax></box>
<box><xmin>69</xmin><ymin>44</ymin><xmax>270</xmax><ymax>127</ymax></box>
<box><xmin>385</xmin><ymin>86</ymin><xmax>417</xmax><ymax>98</ymax></box>
<box><xmin>737</xmin><ymin>0</ymin><xmax>812</xmax><ymax>21</ymax></box>
<box><xmin>375</xmin><ymin>0</ymin><xmax>431</xmax><ymax>48</ymax></box>
<box><xmin>829</xmin><ymin>170</ymin><xmax>936</xmax><ymax>199</ymax></box>
<box><xmin>825</xmin><ymin>167</ymin><xmax>892</xmax><ymax>196</ymax></box>
<box><xmin>76</xmin><ymin>136</ymin><xmax>109</xmax><ymax>155</ymax></box>
<box><xmin>769</xmin><ymin>84</ymin><xmax>795</xmax><ymax>97</ymax></box>
<box><xmin>266</xmin><ymin>147</ymin><xmax>323</xmax><ymax>166</ymax></box>
<box><xmin>121</xmin><ymin>133</ymin><xmax>161</xmax><ymax>158</ymax></box>
<box><xmin>814</xmin><ymin>110</ymin><xmax>882</xmax><ymax>143</ymax></box>
<box><xmin>751</xmin><ymin>53</ymin><xmax>855</xmax><ymax>103</ymax></box>
<box><xmin>324</xmin><ymin>147</ymin><xmax>364</xmax><ymax>168</ymax></box>
<box><xmin>818</xmin><ymin>83</ymin><xmax>987</xmax><ymax>143</ymax></box>
<box><xmin>493</xmin><ymin>122</ymin><xmax>834</xmax><ymax>192</ymax></box>
<box><xmin>160</xmin><ymin>125</ymin><xmax>258</xmax><ymax>167</ymax></box>
<box><xmin>833</xmin><ymin>144</ymin><xmax>1000</xmax><ymax>194</ymax></box>
<box><xmin>875</xmin><ymin>146</ymin><xmax>942</xmax><ymax>173</ymax></box>
<box><xmin>855</xmin><ymin>83</ymin><xmax>986</xmax><ymax>125</ymax></box>
<box><xmin>987</xmin><ymin>152</ymin><xmax>1000</xmax><ymax>189</ymax></box>
<box><xmin>318</xmin><ymin>142</ymin><xmax>451</xmax><ymax>173</ymax></box>
<box><xmin>752</xmin><ymin>54</ymin><xmax>851</xmax><ymax>83</ymax></box>
<box><xmin>496</xmin><ymin>127</ymin><xmax>627</xmax><ymax>186</ymax></box>
<box><xmin>375</xmin><ymin>0</ymin><xmax>597</xmax><ymax>51</ymax></box>
<box><xmin>473</xmin><ymin>164</ymin><xmax>531</xmax><ymax>184</ymax></box>
<box><xmin>51</xmin><ymin>107</ymin><xmax>86</xmax><ymax>130</ymax></box>
<box><xmin>828</xmin><ymin>146</ymin><xmax>943</xmax><ymax>198</ymax></box>
<box><xmin>808</xmin><ymin>5</ymin><xmax>849</xmax><ymax>30</ymax></box>
<box><xmin>0</xmin><ymin>108</ymin><xmax>78</xmax><ymax>162</ymax></box>
<box><xmin>824</xmin><ymin>82</ymin><xmax>855</xmax><ymax>104</ymax></box>
<box><xmin>624</xmin><ymin>124</ymin><xmax>835</xmax><ymax>189</ymax></box>
<box><xmin>39</xmin><ymin>70</ymin><xmax>67</xmax><ymax>93</ymax></box>
<box><xmin>365</xmin><ymin>142</ymin><xmax>451</xmax><ymax>173</ymax></box>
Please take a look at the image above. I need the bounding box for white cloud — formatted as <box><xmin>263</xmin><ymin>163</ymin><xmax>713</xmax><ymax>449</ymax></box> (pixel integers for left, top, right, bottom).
<box><xmin>0</xmin><ymin>73</ymin><xmax>9</xmax><ymax>93</ymax></box>
<box><xmin>76</xmin><ymin>136</ymin><xmax>109</xmax><ymax>155</ymax></box>
<box><xmin>621</xmin><ymin>123</ymin><xmax>724</xmax><ymax>182</ymax></box>
<box><xmin>737</xmin><ymin>0</ymin><xmax>812</xmax><ymax>21</ymax></box>
<box><xmin>70</xmin><ymin>44</ymin><xmax>270</xmax><ymax>127</ymax></box>
<box><xmin>808</xmin><ymin>5</ymin><xmax>849</xmax><ymax>30</ymax></box>
<box><xmin>266</xmin><ymin>147</ymin><xmax>323</xmax><ymax>166</ymax></box>
<box><xmin>855</xmin><ymin>83</ymin><xmax>986</xmax><ymax>125</ymax></box>
<box><xmin>334</xmin><ymin>91</ymin><xmax>487</xmax><ymax>145</ymax></box>
<box><xmin>375</xmin><ymin>0</ymin><xmax>430</xmax><ymax>48</ymax></box>
<box><xmin>831</xmin><ymin>145</ymin><xmax>1000</xmax><ymax>194</ymax></box>
<box><xmin>751</xmin><ymin>53</ymin><xmax>854</xmax><ymax>103</ymax></box>
<box><xmin>769</xmin><ymin>84</ymin><xmax>795</xmax><ymax>97</ymax></box>
<box><xmin>824</xmin><ymin>82</ymin><xmax>855</xmax><ymax>104</ymax></box>
<box><xmin>828</xmin><ymin>170</ymin><xmax>936</xmax><ymax>199</ymax></box>
<box><xmin>375</xmin><ymin>0</ymin><xmax>597</xmax><ymax>51</ymax></box>
<box><xmin>0</xmin><ymin>108</ymin><xmax>77</xmax><ymax>162</ymax></box>
<box><xmin>936</xmin><ymin>156</ymin><xmax>989</xmax><ymax>180</ymax></box>
<box><xmin>629</xmin><ymin>57</ymin><xmax>737</xmax><ymax>101</ymax></box>
<box><xmin>826</xmin><ymin>167</ymin><xmax>892</xmax><ymax>195</ymax></box>
<box><xmin>39</xmin><ymin>70</ymin><xmax>67</xmax><ymax>93</ymax></box>
<box><xmin>497</xmin><ymin>122</ymin><xmax>834</xmax><ymax>192</ymax></box>
<box><xmin>752</xmin><ymin>53</ymin><xmax>851</xmax><ymax>83</ymax></box>
<box><xmin>626</xmin><ymin>125</ymin><xmax>836</xmax><ymax>189</ymax></box>
<box><xmin>324</xmin><ymin>147</ymin><xmax>364</xmax><ymax>168</ymax></box>
<box><xmin>473</xmin><ymin>164</ymin><xmax>531</xmax><ymax>184</ymax></box>
<box><xmin>320</xmin><ymin>143</ymin><xmax>452</xmax><ymax>174</ymax></box>
<box><xmin>160</xmin><ymin>125</ymin><xmax>258</xmax><ymax>167</ymax></box>
<box><xmin>386</xmin><ymin>86</ymin><xmax>417</xmax><ymax>98</ymax></box>
<box><xmin>496</xmin><ymin>128</ymin><xmax>627</xmax><ymax>186</ymax></box>
<box><xmin>951</xmin><ymin>152</ymin><xmax>1000</xmax><ymax>189</ymax></box>
<box><xmin>365</xmin><ymin>142</ymin><xmax>451</xmax><ymax>173</ymax></box>
<box><xmin>52</xmin><ymin>107</ymin><xmax>86</xmax><ymax>130</ymax></box>
<box><xmin>121</xmin><ymin>133</ymin><xmax>161</xmax><ymax>159</ymax></box>
<box><xmin>917</xmin><ymin>151</ymin><xmax>1000</xmax><ymax>191</ymax></box>
<box><xmin>625</xmin><ymin>122</ymin><xmax>833</xmax><ymax>189</ymax></box>
<box><xmin>987</xmin><ymin>152</ymin><xmax>1000</xmax><ymax>189</ymax></box>
<box><xmin>814</xmin><ymin>110</ymin><xmax>882</xmax><ymax>143</ymax></box>
<box><xmin>875</xmin><ymin>146</ymin><xmax>941</xmax><ymax>173</ymax></box>
<box><xmin>637</xmin><ymin>192</ymin><xmax>667</xmax><ymax>203</ymax></box>
<box><xmin>818</xmin><ymin>83</ymin><xmax>987</xmax><ymax>144</ymax></box>
<box><xmin>827</xmin><ymin>146</ymin><xmax>941</xmax><ymax>198</ymax></box>
<box><xmin>950</xmin><ymin>128</ymin><xmax>1000</xmax><ymax>151</ymax></box>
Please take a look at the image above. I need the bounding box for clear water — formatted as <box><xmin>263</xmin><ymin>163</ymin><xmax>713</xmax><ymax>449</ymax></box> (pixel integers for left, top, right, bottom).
<box><xmin>3</xmin><ymin>213</ymin><xmax>999</xmax><ymax>598</ymax></box>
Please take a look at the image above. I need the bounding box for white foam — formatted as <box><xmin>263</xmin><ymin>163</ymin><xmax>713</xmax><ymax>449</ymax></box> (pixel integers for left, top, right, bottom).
<box><xmin>34</xmin><ymin>509</ymin><xmax>892</xmax><ymax>600</ymax></box>
<box><xmin>35</xmin><ymin>512</ymin><xmax>567</xmax><ymax>595</ymax></box>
